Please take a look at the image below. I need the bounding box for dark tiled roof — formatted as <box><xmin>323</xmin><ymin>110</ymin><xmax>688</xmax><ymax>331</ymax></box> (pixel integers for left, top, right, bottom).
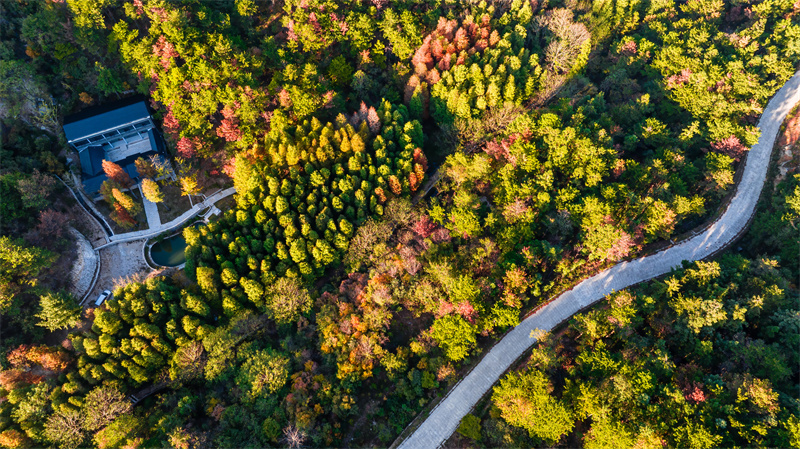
<box><xmin>63</xmin><ymin>101</ymin><xmax>151</xmax><ymax>142</ymax></box>
<box><xmin>80</xmin><ymin>128</ymin><xmax>168</xmax><ymax>196</ymax></box>
<box><xmin>79</xmin><ymin>145</ymin><xmax>106</xmax><ymax>176</ymax></box>
<box><xmin>82</xmin><ymin>174</ymin><xmax>107</xmax><ymax>196</ymax></box>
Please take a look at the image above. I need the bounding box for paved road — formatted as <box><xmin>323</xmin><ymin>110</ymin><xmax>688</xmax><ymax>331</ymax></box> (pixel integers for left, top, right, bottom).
<box><xmin>398</xmin><ymin>72</ymin><xmax>800</xmax><ymax>449</ymax></box>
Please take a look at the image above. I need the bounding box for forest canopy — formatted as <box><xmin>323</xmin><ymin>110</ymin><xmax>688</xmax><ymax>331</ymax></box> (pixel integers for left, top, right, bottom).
<box><xmin>0</xmin><ymin>0</ymin><xmax>799</xmax><ymax>448</ymax></box>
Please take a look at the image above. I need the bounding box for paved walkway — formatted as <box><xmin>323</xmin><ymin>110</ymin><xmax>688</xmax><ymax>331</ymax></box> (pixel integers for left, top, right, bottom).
<box><xmin>398</xmin><ymin>72</ymin><xmax>800</xmax><ymax>449</ymax></box>
<box><xmin>84</xmin><ymin>240</ymin><xmax>152</xmax><ymax>306</ymax></box>
<box><xmin>141</xmin><ymin>187</ymin><xmax>162</xmax><ymax>229</ymax></box>
<box><xmin>102</xmin><ymin>187</ymin><xmax>236</xmax><ymax>246</ymax></box>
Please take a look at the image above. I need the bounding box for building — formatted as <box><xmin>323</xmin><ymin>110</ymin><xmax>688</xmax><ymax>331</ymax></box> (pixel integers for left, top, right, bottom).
<box><xmin>63</xmin><ymin>99</ymin><xmax>166</xmax><ymax>198</ymax></box>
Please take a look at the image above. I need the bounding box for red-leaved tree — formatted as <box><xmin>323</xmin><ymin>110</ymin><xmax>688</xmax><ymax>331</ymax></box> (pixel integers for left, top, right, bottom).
<box><xmin>36</xmin><ymin>209</ymin><xmax>71</xmax><ymax>239</ymax></box>
<box><xmin>111</xmin><ymin>203</ymin><xmax>136</xmax><ymax>229</ymax></box>
<box><xmin>176</xmin><ymin>137</ymin><xmax>197</xmax><ymax>158</ymax></box>
<box><xmin>216</xmin><ymin>106</ymin><xmax>242</xmax><ymax>142</ymax></box>
<box><xmin>709</xmin><ymin>135</ymin><xmax>748</xmax><ymax>162</ymax></box>
<box><xmin>102</xmin><ymin>160</ymin><xmax>133</xmax><ymax>188</ymax></box>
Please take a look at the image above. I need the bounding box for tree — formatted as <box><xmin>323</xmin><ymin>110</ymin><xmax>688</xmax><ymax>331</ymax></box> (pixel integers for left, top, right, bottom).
<box><xmin>583</xmin><ymin>224</ymin><xmax>634</xmax><ymax>262</ymax></box>
<box><xmin>430</xmin><ymin>314</ymin><xmax>476</xmax><ymax>361</ymax></box>
<box><xmin>44</xmin><ymin>410</ymin><xmax>85</xmax><ymax>449</ymax></box>
<box><xmin>540</xmin><ymin>8</ymin><xmax>591</xmax><ymax>74</ymax></box>
<box><xmin>95</xmin><ymin>61</ymin><xmax>123</xmax><ymax>96</ymax></box>
<box><xmin>141</xmin><ymin>178</ymin><xmax>167</xmax><ymax>210</ymax></box>
<box><xmin>102</xmin><ymin>160</ymin><xmax>133</xmax><ymax>189</ymax></box>
<box><xmin>409</xmin><ymin>88</ymin><xmax>425</xmax><ymax>120</ymax></box>
<box><xmin>265</xmin><ymin>277</ymin><xmax>311</xmax><ymax>325</ymax></box>
<box><xmin>94</xmin><ymin>310</ymin><xmax>123</xmax><ymax>335</ymax></box>
<box><xmin>0</xmin><ymin>60</ymin><xmax>58</xmax><ymax>132</ymax></box>
<box><xmin>16</xmin><ymin>169</ymin><xmax>57</xmax><ymax>211</ymax></box>
<box><xmin>0</xmin><ymin>429</ymin><xmax>29</xmax><ymax>448</ymax></box>
<box><xmin>492</xmin><ymin>369</ymin><xmax>574</xmax><ymax>444</ymax></box>
<box><xmin>283</xmin><ymin>425</ymin><xmax>306</xmax><ymax>449</ymax></box>
<box><xmin>709</xmin><ymin>135</ymin><xmax>748</xmax><ymax>162</ymax></box>
<box><xmin>82</xmin><ymin>385</ymin><xmax>133</xmax><ymax>431</ymax></box>
<box><xmin>583</xmin><ymin>417</ymin><xmax>634</xmax><ymax>449</ymax></box>
<box><xmin>0</xmin><ymin>173</ymin><xmax>28</xmax><ymax>223</ymax></box>
<box><xmin>134</xmin><ymin>157</ymin><xmax>159</xmax><ymax>179</ymax></box>
<box><xmin>195</xmin><ymin>266</ymin><xmax>220</xmax><ymax>300</ymax></box>
<box><xmin>238</xmin><ymin>349</ymin><xmax>290</xmax><ymax>397</ymax></box>
<box><xmin>176</xmin><ymin>138</ymin><xmax>197</xmax><ymax>159</ymax></box>
<box><xmin>111</xmin><ymin>203</ymin><xmax>136</xmax><ymax>229</ymax></box>
<box><xmin>704</xmin><ymin>149</ymin><xmax>735</xmax><ymax>193</ymax></box>
<box><xmin>112</xmin><ymin>188</ymin><xmax>141</xmax><ymax>216</ymax></box>
<box><xmin>672</xmin><ymin>422</ymin><xmax>722</xmax><ymax>449</ymax></box>
<box><xmin>327</xmin><ymin>55</ymin><xmax>353</xmax><ymax>88</ymax></box>
<box><xmin>179</xmin><ymin>175</ymin><xmax>200</xmax><ymax>198</ymax></box>
<box><xmin>36</xmin><ymin>290</ymin><xmax>82</xmax><ymax>331</ymax></box>
<box><xmin>93</xmin><ymin>414</ymin><xmax>144</xmax><ymax>449</ymax></box>
<box><xmin>457</xmin><ymin>414</ymin><xmax>482</xmax><ymax>441</ymax></box>
<box><xmin>289</xmin><ymin>238</ymin><xmax>308</xmax><ymax>263</ymax></box>
<box><xmin>169</xmin><ymin>341</ymin><xmax>206</xmax><ymax>382</ymax></box>
<box><xmin>0</xmin><ymin>236</ymin><xmax>56</xmax><ymax>312</ymax></box>
<box><xmin>36</xmin><ymin>209</ymin><xmax>71</xmax><ymax>239</ymax></box>
<box><xmin>643</xmin><ymin>200</ymin><xmax>676</xmax><ymax>240</ymax></box>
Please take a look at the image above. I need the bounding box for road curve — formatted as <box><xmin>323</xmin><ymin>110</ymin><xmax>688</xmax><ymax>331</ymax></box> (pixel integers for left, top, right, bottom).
<box><xmin>398</xmin><ymin>71</ymin><xmax>800</xmax><ymax>449</ymax></box>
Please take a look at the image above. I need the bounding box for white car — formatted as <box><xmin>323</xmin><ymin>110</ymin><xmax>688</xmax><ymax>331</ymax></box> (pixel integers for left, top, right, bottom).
<box><xmin>95</xmin><ymin>290</ymin><xmax>112</xmax><ymax>307</ymax></box>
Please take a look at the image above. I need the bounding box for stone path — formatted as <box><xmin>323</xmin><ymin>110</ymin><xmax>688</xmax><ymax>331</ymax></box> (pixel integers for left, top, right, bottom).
<box><xmin>141</xmin><ymin>186</ymin><xmax>162</xmax><ymax>229</ymax></box>
<box><xmin>397</xmin><ymin>72</ymin><xmax>800</xmax><ymax>449</ymax></box>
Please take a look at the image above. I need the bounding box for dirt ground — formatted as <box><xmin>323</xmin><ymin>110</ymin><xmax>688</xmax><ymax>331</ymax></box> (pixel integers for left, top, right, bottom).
<box><xmin>157</xmin><ymin>184</ymin><xmax>196</xmax><ymax>222</ymax></box>
<box><xmin>68</xmin><ymin>197</ymin><xmax>109</xmax><ymax>248</ymax></box>
<box><xmin>83</xmin><ymin>239</ymin><xmax>153</xmax><ymax>306</ymax></box>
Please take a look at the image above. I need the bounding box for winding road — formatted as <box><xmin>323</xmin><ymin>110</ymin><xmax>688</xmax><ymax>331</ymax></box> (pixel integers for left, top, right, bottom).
<box><xmin>397</xmin><ymin>72</ymin><xmax>800</xmax><ymax>449</ymax></box>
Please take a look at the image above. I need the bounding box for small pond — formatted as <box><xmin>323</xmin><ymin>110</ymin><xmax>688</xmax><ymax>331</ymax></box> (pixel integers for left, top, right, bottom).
<box><xmin>149</xmin><ymin>223</ymin><xmax>201</xmax><ymax>267</ymax></box>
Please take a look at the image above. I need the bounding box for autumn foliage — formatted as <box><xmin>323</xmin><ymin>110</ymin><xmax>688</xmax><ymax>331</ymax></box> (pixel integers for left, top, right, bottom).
<box><xmin>102</xmin><ymin>160</ymin><xmax>133</xmax><ymax>188</ymax></box>
<box><xmin>111</xmin><ymin>203</ymin><xmax>136</xmax><ymax>229</ymax></box>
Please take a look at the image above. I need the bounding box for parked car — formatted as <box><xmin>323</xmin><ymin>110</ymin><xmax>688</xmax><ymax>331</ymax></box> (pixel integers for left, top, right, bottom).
<box><xmin>95</xmin><ymin>290</ymin><xmax>112</xmax><ymax>306</ymax></box>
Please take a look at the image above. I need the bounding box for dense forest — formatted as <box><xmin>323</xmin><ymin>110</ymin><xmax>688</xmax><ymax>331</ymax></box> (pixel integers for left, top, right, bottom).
<box><xmin>462</xmin><ymin>170</ymin><xmax>800</xmax><ymax>449</ymax></box>
<box><xmin>0</xmin><ymin>0</ymin><xmax>798</xmax><ymax>448</ymax></box>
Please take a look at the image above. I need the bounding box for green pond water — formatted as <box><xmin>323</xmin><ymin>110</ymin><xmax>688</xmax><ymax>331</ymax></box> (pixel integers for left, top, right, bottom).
<box><xmin>149</xmin><ymin>232</ymin><xmax>188</xmax><ymax>267</ymax></box>
<box><xmin>150</xmin><ymin>222</ymin><xmax>205</xmax><ymax>267</ymax></box>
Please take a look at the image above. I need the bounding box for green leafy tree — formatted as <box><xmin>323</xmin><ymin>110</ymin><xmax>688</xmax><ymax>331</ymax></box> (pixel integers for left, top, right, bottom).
<box><xmin>265</xmin><ymin>277</ymin><xmax>311</xmax><ymax>325</ymax></box>
<box><xmin>16</xmin><ymin>170</ymin><xmax>57</xmax><ymax>211</ymax></box>
<box><xmin>237</xmin><ymin>349</ymin><xmax>290</xmax><ymax>398</ymax></box>
<box><xmin>457</xmin><ymin>414</ymin><xmax>482</xmax><ymax>441</ymax></box>
<box><xmin>430</xmin><ymin>314</ymin><xmax>476</xmax><ymax>361</ymax></box>
<box><xmin>81</xmin><ymin>385</ymin><xmax>132</xmax><ymax>431</ymax></box>
<box><xmin>43</xmin><ymin>410</ymin><xmax>85</xmax><ymax>449</ymax></box>
<box><xmin>492</xmin><ymin>370</ymin><xmax>574</xmax><ymax>444</ymax></box>
<box><xmin>93</xmin><ymin>414</ymin><xmax>144</xmax><ymax>449</ymax></box>
<box><xmin>0</xmin><ymin>236</ymin><xmax>56</xmax><ymax>311</ymax></box>
<box><xmin>195</xmin><ymin>266</ymin><xmax>220</xmax><ymax>301</ymax></box>
<box><xmin>36</xmin><ymin>290</ymin><xmax>82</xmax><ymax>331</ymax></box>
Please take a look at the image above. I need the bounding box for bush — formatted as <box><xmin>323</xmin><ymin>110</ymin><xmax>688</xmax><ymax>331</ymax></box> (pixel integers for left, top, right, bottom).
<box><xmin>457</xmin><ymin>413</ymin><xmax>482</xmax><ymax>441</ymax></box>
